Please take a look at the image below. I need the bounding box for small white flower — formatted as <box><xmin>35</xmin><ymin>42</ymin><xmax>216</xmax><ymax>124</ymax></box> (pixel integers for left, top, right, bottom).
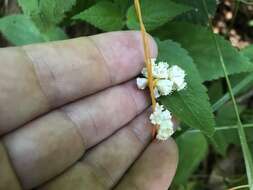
<box><xmin>136</xmin><ymin>77</ymin><xmax>148</xmax><ymax>90</ymax></box>
<box><xmin>154</xmin><ymin>87</ymin><xmax>160</xmax><ymax>98</ymax></box>
<box><xmin>156</xmin><ymin>120</ymin><xmax>174</xmax><ymax>141</ymax></box>
<box><xmin>177</xmin><ymin>81</ymin><xmax>187</xmax><ymax>91</ymax></box>
<box><xmin>150</xmin><ymin>58</ymin><xmax>156</xmax><ymax>65</ymax></box>
<box><xmin>141</xmin><ymin>58</ymin><xmax>169</xmax><ymax>79</ymax></box>
<box><xmin>150</xmin><ymin>103</ymin><xmax>174</xmax><ymax>141</ymax></box>
<box><xmin>153</xmin><ymin>61</ymin><xmax>169</xmax><ymax>79</ymax></box>
<box><xmin>156</xmin><ymin>79</ymin><xmax>173</xmax><ymax>96</ymax></box>
<box><xmin>168</xmin><ymin>65</ymin><xmax>186</xmax><ymax>91</ymax></box>
<box><xmin>150</xmin><ymin>103</ymin><xmax>171</xmax><ymax>125</ymax></box>
<box><xmin>141</xmin><ymin>67</ymin><xmax>148</xmax><ymax>77</ymax></box>
<box><xmin>136</xmin><ymin>61</ymin><xmax>187</xmax><ymax>141</ymax></box>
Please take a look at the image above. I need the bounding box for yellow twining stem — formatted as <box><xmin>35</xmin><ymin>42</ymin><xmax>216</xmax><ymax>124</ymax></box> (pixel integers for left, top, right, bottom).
<box><xmin>134</xmin><ymin>0</ymin><xmax>157</xmax><ymax>137</ymax></box>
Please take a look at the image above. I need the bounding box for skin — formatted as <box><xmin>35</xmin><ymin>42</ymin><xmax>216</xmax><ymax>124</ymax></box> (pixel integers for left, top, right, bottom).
<box><xmin>0</xmin><ymin>31</ymin><xmax>178</xmax><ymax>190</ymax></box>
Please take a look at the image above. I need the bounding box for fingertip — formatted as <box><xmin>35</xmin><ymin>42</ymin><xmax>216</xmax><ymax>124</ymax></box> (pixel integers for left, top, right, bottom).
<box><xmin>114</xmin><ymin>138</ymin><xmax>178</xmax><ymax>190</ymax></box>
<box><xmin>90</xmin><ymin>31</ymin><xmax>158</xmax><ymax>84</ymax></box>
<box><xmin>155</xmin><ymin>138</ymin><xmax>179</xmax><ymax>166</ymax></box>
<box><xmin>149</xmin><ymin>139</ymin><xmax>179</xmax><ymax>188</ymax></box>
<box><xmin>131</xmin><ymin>30</ymin><xmax>158</xmax><ymax>59</ymax></box>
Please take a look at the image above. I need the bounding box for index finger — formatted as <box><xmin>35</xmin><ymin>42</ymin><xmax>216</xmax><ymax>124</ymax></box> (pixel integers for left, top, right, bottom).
<box><xmin>0</xmin><ymin>31</ymin><xmax>157</xmax><ymax>135</ymax></box>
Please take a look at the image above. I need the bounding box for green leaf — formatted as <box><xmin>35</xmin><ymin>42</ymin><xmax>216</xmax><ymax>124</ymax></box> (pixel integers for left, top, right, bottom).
<box><xmin>158</xmin><ymin>40</ymin><xmax>215</xmax><ymax>136</ymax></box>
<box><xmin>208</xmin><ymin>80</ymin><xmax>223</xmax><ymax>104</ymax></box>
<box><xmin>17</xmin><ymin>0</ymin><xmax>39</xmax><ymax>16</ymax></box>
<box><xmin>44</xmin><ymin>27</ymin><xmax>68</xmax><ymax>41</ymax></box>
<box><xmin>73</xmin><ymin>1</ymin><xmax>125</xmax><ymax>31</ymax></box>
<box><xmin>212</xmin><ymin>74</ymin><xmax>253</xmax><ymax>112</ymax></box>
<box><xmin>114</xmin><ymin>0</ymin><xmax>132</xmax><ymax>14</ymax></box>
<box><xmin>173</xmin><ymin>132</ymin><xmax>208</xmax><ymax>184</ymax></box>
<box><xmin>18</xmin><ymin>0</ymin><xmax>76</xmax><ymax>31</ymax></box>
<box><xmin>251</xmin><ymin>142</ymin><xmax>253</xmax><ymax>159</ymax></box>
<box><xmin>211</xmin><ymin>103</ymin><xmax>244</xmax><ymax>155</ymax></box>
<box><xmin>173</xmin><ymin>0</ymin><xmax>218</xmax><ymax>25</ymax></box>
<box><xmin>0</xmin><ymin>15</ymin><xmax>45</xmax><ymax>45</ymax></box>
<box><xmin>212</xmin><ymin>103</ymin><xmax>253</xmax><ymax>154</ymax></box>
<box><xmin>155</xmin><ymin>22</ymin><xmax>253</xmax><ymax>81</ymax></box>
<box><xmin>0</xmin><ymin>15</ymin><xmax>68</xmax><ymax>45</ymax></box>
<box><xmin>126</xmin><ymin>0</ymin><xmax>192</xmax><ymax>31</ymax></box>
<box><xmin>241</xmin><ymin>44</ymin><xmax>253</xmax><ymax>63</ymax></box>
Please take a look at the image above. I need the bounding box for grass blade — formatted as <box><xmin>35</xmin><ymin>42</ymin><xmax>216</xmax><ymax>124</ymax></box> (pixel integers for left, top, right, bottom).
<box><xmin>188</xmin><ymin>123</ymin><xmax>253</xmax><ymax>133</ymax></box>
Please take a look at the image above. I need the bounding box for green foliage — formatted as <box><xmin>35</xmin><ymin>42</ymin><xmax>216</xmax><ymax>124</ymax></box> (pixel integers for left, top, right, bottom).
<box><xmin>73</xmin><ymin>1</ymin><xmax>125</xmax><ymax>31</ymax></box>
<box><xmin>0</xmin><ymin>0</ymin><xmax>71</xmax><ymax>45</ymax></box>
<box><xmin>127</xmin><ymin>0</ymin><xmax>192</xmax><ymax>31</ymax></box>
<box><xmin>208</xmin><ymin>80</ymin><xmax>223</xmax><ymax>104</ymax></box>
<box><xmin>212</xmin><ymin>104</ymin><xmax>244</xmax><ymax>155</ymax></box>
<box><xmin>0</xmin><ymin>15</ymin><xmax>45</xmax><ymax>45</ymax></box>
<box><xmin>18</xmin><ymin>0</ymin><xmax>76</xmax><ymax>31</ymax></box>
<box><xmin>202</xmin><ymin>0</ymin><xmax>253</xmax><ymax>185</ymax></box>
<box><xmin>173</xmin><ymin>0</ymin><xmax>217</xmax><ymax>25</ymax></box>
<box><xmin>0</xmin><ymin>15</ymin><xmax>67</xmax><ymax>45</ymax></box>
<box><xmin>44</xmin><ymin>27</ymin><xmax>68</xmax><ymax>41</ymax></box>
<box><xmin>114</xmin><ymin>0</ymin><xmax>132</xmax><ymax>14</ymax></box>
<box><xmin>17</xmin><ymin>0</ymin><xmax>39</xmax><ymax>16</ymax></box>
<box><xmin>241</xmin><ymin>45</ymin><xmax>253</xmax><ymax>62</ymax></box>
<box><xmin>173</xmin><ymin>132</ymin><xmax>208</xmax><ymax>184</ymax></box>
<box><xmin>155</xmin><ymin>22</ymin><xmax>253</xmax><ymax>81</ymax></box>
<box><xmin>211</xmin><ymin>102</ymin><xmax>253</xmax><ymax>155</ymax></box>
<box><xmin>1</xmin><ymin>0</ymin><xmax>253</xmax><ymax>188</ymax></box>
<box><xmin>158</xmin><ymin>40</ymin><xmax>215</xmax><ymax>136</ymax></box>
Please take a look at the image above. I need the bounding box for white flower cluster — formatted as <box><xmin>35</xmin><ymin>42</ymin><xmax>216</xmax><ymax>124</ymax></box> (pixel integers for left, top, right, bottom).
<box><xmin>150</xmin><ymin>104</ymin><xmax>174</xmax><ymax>141</ymax></box>
<box><xmin>137</xmin><ymin>58</ymin><xmax>186</xmax><ymax>98</ymax></box>
<box><xmin>136</xmin><ymin>58</ymin><xmax>187</xmax><ymax>141</ymax></box>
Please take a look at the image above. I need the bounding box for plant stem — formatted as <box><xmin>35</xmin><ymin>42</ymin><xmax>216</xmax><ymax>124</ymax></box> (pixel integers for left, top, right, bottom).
<box><xmin>202</xmin><ymin>0</ymin><xmax>253</xmax><ymax>188</ymax></box>
<box><xmin>228</xmin><ymin>184</ymin><xmax>250</xmax><ymax>190</ymax></box>
<box><xmin>134</xmin><ymin>0</ymin><xmax>157</xmax><ymax>137</ymax></box>
<box><xmin>212</xmin><ymin>74</ymin><xmax>253</xmax><ymax>112</ymax></box>
<box><xmin>188</xmin><ymin>123</ymin><xmax>253</xmax><ymax>133</ymax></box>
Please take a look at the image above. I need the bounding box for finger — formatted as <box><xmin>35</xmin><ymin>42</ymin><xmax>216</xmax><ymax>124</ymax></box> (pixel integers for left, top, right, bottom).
<box><xmin>0</xmin><ymin>31</ymin><xmax>157</xmax><ymax>135</ymax></box>
<box><xmin>3</xmin><ymin>80</ymin><xmax>150</xmax><ymax>190</ymax></box>
<box><xmin>114</xmin><ymin>139</ymin><xmax>178</xmax><ymax>190</ymax></box>
<box><xmin>38</xmin><ymin>109</ymin><xmax>153</xmax><ymax>190</ymax></box>
<box><xmin>0</xmin><ymin>142</ymin><xmax>22</xmax><ymax>190</ymax></box>
<box><xmin>62</xmin><ymin>80</ymin><xmax>149</xmax><ymax>148</ymax></box>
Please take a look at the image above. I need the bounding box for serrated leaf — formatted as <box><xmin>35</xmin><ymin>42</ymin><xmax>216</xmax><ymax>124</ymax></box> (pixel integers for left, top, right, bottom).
<box><xmin>0</xmin><ymin>15</ymin><xmax>45</xmax><ymax>45</ymax></box>
<box><xmin>17</xmin><ymin>0</ymin><xmax>39</xmax><ymax>16</ymax></box>
<box><xmin>173</xmin><ymin>0</ymin><xmax>218</xmax><ymax>25</ymax></box>
<box><xmin>18</xmin><ymin>0</ymin><xmax>76</xmax><ymax>31</ymax></box>
<box><xmin>158</xmin><ymin>40</ymin><xmax>215</xmax><ymax>136</ymax></box>
<box><xmin>155</xmin><ymin>22</ymin><xmax>253</xmax><ymax>81</ymax></box>
<box><xmin>73</xmin><ymin>1</ymin><xmax>125</xmax><ymax>31</ymax></box>
<box><xmin>173</xmin><ymin>132</ymin><xmax>208</xmax><ymax>184</ymax></box>
<box><xmin>0</xmin><ymin>15</ymin><xmax>68</xmax><ymax>45</ymax></box>
<box><xmin>126</xmin><ymin>0</ymin><xmax>192</xmax><ymax>31</ymax></box>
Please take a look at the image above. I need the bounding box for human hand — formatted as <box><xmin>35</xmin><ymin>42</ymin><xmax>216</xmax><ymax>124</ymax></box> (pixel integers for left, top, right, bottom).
<box><xmin>0</xmin><ymin>31</ymin><xmax>178</xmax><ymax>190</ymax></box>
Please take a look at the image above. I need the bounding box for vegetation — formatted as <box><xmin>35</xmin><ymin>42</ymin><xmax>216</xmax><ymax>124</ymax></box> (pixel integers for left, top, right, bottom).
<box><xmin>1</xmin><ymin>0</ymin><xmax>253</xmax><ymax>189</ymax></box>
